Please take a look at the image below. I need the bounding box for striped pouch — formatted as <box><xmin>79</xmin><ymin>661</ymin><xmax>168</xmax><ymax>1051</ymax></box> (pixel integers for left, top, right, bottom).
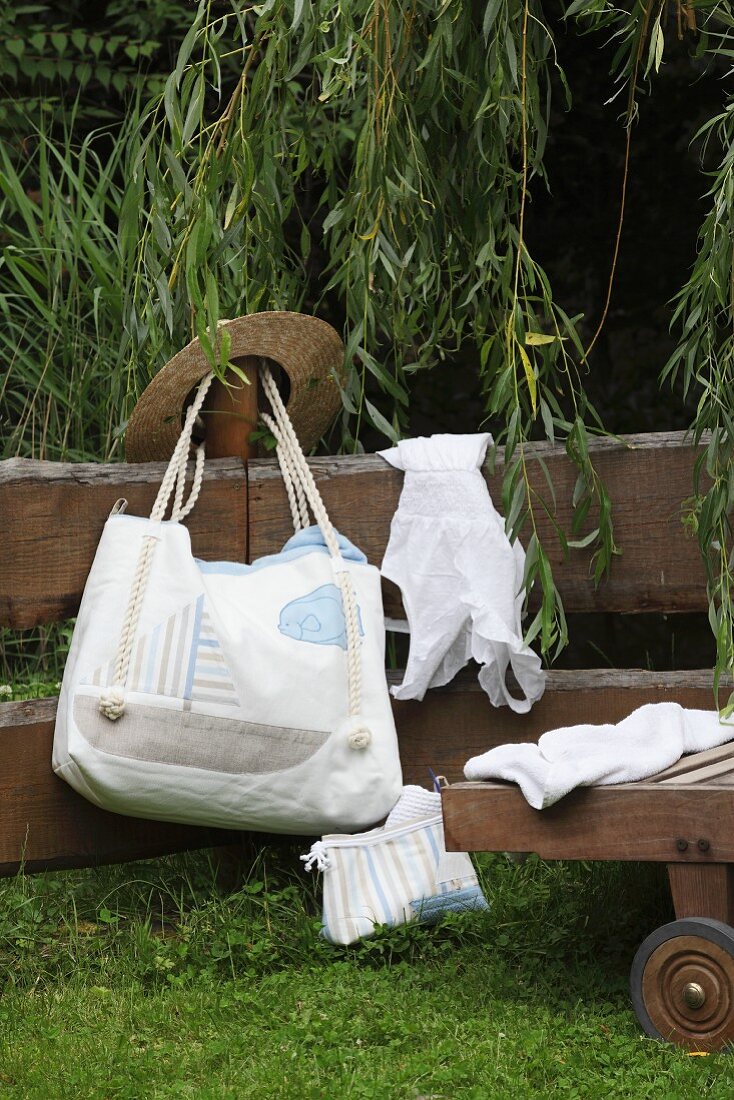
<box><xmin>302</xmin><ymin>786</ymin><xmax>488</xmax><ymax>945</ymax></box>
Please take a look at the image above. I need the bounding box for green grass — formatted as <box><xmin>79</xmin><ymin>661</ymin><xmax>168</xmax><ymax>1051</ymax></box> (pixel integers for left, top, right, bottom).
<box><xmin>1</xmin><ymin>849</ymin><xmax>733</xmax><ymax>1098</ymax></box>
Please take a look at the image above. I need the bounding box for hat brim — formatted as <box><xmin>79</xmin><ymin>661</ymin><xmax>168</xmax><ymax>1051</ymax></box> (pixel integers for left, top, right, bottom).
<box><xmin>125</xmin><ymin>312</ymin><xmax>345</xmax><ymax>462</ymax></box>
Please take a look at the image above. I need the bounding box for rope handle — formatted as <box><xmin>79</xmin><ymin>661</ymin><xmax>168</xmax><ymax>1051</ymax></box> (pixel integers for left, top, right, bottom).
<box><xmin>258</xmin><ymin>365</ymin><xmax>365</xmax><ymax>733</ymax></box>
<box><xmin>150</xmin><ymin>373</ymin><xmax>214</xmax><ymax>524</ymax></box>
<box><xmin>260</xmin><ymin>409</ymin><xmax>310</xmax><ymax>532</ymax></box>
<box><xmin>99</xmin><ymin>375</ymin><xmax>213</xmax><ymax>719</ymax></box>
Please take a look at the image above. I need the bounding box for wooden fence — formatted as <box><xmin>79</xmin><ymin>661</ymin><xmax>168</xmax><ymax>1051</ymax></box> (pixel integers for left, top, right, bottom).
<box><xmin>0</xmin><ymin>431</ymin><xmax>714</xmax><ymax>874</ymax></box>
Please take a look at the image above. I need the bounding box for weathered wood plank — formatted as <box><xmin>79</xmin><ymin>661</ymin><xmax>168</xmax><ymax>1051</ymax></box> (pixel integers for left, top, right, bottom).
<box><xmin>658</xmin><ymin>757</ymin><xmax>734</xmax><ymax>787</ymax></box>
<box><xmin>248</xmin><ymin>431</ymin><xmax>708</xmax><ymax>615</ymax></box>
<box><xmin>442</xmin><ymin>781</ymin><xmax>734</xmax><ymax>862</ymax></box>
<box><xmin>0</xmin><ymin>457</ymin><xmax>248</xmax><ymax>629</ymax></box>
<box><xmin>0</xmin><ymin>699</ymin><xmax>239</xmax><ymax>875</ymax></box>
<box><xmin>651</xmin><ymin>742</ymin><xmax>734</xmax><ymax>783</ymax></box>
<box><xmin>0</xmin><ymin>433</ymin><xmax>710</xmax><ymax>627</ymax></box>
<box><xmin>0</xmin><ymin>668</ymin><xmax>721</xmax><ymax>875</ymax></box>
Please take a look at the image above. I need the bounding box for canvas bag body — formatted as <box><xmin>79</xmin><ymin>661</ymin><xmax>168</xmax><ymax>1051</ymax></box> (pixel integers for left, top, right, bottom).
<box><xmin>53</xmin><ymin>367</ymin><xmax>402</xmax><ymax>834</ymax></box>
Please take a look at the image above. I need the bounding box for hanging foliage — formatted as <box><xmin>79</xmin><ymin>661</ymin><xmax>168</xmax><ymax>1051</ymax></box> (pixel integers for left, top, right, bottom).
<box><xmin>662</xmin><ymin>95</ymin><xmax>734</xmax><ymax>713</ymax></box>
<box><xmin>567</xmin><ymin>0</ymin><xmax>734</xmax><ymax>711</ymax></box>
<box><xmin>122</xmin><ymin>0</ymin><xmax>627</xmax><ymax>661</ymax></box>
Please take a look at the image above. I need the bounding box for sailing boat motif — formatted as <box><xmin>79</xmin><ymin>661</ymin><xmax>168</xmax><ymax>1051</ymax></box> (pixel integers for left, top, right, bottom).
<box><xmin>78</xmin><ymin>594</ymin><xmax>332</xmax><ymax>776</ymax></box>
<box><xmin>84</xmin><ymin>594</ymin><xmax>240</xmax><ymax>708</ymax></box>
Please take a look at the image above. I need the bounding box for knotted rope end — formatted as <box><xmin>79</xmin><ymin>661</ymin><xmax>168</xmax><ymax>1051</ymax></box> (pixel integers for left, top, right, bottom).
<box><xmin>99</xmin><ymin>687</ymin><xmax>126</xmax><ymax>721</ymax></box>
<box><xmin>348</xmin><ymin>726</ymin><xmax>372</xmax><ymax>751</ymax></box>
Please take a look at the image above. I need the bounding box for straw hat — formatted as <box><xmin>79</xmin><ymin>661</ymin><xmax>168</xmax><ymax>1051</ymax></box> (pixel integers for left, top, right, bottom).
<box><xmin>125</xmin><ymin>311</ymin><xmax>345</xmax><ymax>462</ymax></box>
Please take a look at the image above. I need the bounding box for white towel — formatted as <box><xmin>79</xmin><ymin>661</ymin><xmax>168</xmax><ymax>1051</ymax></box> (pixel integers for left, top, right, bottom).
<box><xmin>379</xmin><ymin>433</ymin><xmax>545</xmax><ymax>713</ymax></box>
<box><xmin>385</xmin><ymin>784</ymin><xmax>441</xmax><ymax>826</ymax></box>
<box><xmin>464</xmin><ymin>702</ymin><xmax>734</xmax><ymax>808</ymax></box>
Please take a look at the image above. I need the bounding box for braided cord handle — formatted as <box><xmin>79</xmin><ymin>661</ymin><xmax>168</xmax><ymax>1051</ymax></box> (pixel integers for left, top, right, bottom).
<box><xmin>259</xmin><ymin>366</ymin><xmax>368</xmax><ymax>744</ymax></box>
<box><xmin>99</xmin><ymin>375</ymin><xmax>214</xmax><ymax>719</ymax></box>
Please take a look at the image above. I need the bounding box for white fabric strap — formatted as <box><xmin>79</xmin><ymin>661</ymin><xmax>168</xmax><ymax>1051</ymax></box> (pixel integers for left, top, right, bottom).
<box><xmin>100</xmin><ymin>374</ymin><xmax>213</xmax><ymax>720</ymax></box>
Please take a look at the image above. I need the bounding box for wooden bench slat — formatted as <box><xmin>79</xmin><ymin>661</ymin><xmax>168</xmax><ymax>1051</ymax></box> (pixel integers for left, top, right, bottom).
<box><xmin>0</xmin><ymin>667</ymin><xmax>720</xmax><ymax>876</ymax></box>
<box><xmin>649</xmin><ymin>741</ymin><xmax>734</xmax><ymax>782</ymax></box>
<box><xmin>657</xmin><ymin>756</ymin><xmax>734</xmax><ymax>786</ymax></box>
<box><xmin>442</xmin><ymin>781</ymin><xmax>734</xmax><ymax>862</ymax></box>
<box><xmin>704</xmin><ymin>774</ymin><xmax>734</xmax><ymax>788</ymax></box>
<box><xmin>0</xmin><ymin>457</ymin><xmax>247</xmax><ymax>629</ymax></box>
<box><xmin>1</xmin><ymin>432</ymin><xmax>709</xmax><ymax>629</ymax></box>
<box><xmin>248</xmin><ymin>431</ymin><xmax>708</xmax><ymax>616</ymax></box>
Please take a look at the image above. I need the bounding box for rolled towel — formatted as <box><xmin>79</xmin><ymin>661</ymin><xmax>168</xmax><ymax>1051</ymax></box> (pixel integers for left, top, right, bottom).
<box><xmin>464</xmin><ymin>702</ymin><xmax>734</xmax><ymax>809</ymax></box>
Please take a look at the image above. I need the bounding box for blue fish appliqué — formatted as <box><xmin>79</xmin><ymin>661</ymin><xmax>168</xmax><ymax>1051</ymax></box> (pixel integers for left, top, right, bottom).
<box><xmin>278</xmin><ymin>584</ymin><xmax>364</xmax><ymax>650</ymax></box>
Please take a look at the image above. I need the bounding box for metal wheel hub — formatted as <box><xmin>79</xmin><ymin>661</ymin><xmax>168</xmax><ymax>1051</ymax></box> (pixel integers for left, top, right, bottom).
<box><xmin>643</xmin><ymin>939</ymin><xmax>731</xmax><ymax>1037</ymax></box>
<box><xmin>682</xmin><ymin>982</ymin><xmax>706</xmax><ymax>1010</ymax></box>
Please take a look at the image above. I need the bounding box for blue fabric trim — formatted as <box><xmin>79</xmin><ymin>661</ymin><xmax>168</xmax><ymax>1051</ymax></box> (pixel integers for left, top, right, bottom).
<box><xmin>412</xmin><ymin>885</ymin><xmax>489</xmax><ymax>925</ymax></box>
<box><xmin>184</xmin><ymin>594</ymin><xmax>204</xmax><ymax>701</ymax></box>
<box><xmin>280</xmin><ymin>526</ymin><xmax>366</xmax><ymax>561</ymax></box>
<box><xmin>424</xmin><ymin>824</ymin><xmax>441</xmax><ymax>864</ymax></box>
<box><xmin>195</xmin><ymin>525</ymin><xmax>367</xmax><ymax>576</ymax></box>
<box><xmin>197</xmin><ymin>560</ymin><xmax>252</xmax><ymax>575</ymax></box>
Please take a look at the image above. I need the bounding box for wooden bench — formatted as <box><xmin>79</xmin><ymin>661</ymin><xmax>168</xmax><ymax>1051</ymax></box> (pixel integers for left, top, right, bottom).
<box><xmin>1</xmin><ymin>429</ymin><xmax>729</xmax><ymax>1048</ymax></box>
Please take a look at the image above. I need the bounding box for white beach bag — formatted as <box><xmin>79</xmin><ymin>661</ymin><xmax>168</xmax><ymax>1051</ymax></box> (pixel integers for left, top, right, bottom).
<box><xmin>53</xmin><ymin>366</ymin><xmax>402</xmax><ymax>834</ymax></box>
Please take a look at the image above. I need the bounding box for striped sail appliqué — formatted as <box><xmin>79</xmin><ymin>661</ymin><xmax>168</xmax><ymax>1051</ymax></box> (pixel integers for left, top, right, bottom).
<box><xmin>188</xmin><ymin>602</ymin><xmax>240</xmax><ymax>707</ymax></box>
<box><xmin>85</xmin><ymin>595</ymin><xmax>240</xmax><ymax>708</ymax></box>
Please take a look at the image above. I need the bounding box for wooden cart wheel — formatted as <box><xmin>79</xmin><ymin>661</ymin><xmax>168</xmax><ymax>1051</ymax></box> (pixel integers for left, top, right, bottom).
<box><xmin>630</xmin><ymin>918</ymin><xmax>734</xmax><ymax>1050</ymax></box>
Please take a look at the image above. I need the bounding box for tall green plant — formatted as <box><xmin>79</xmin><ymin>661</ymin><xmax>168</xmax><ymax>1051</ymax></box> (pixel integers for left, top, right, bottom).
<box><xmin>568</xmin><ymin>0</ymin><xmax>734</xmax><ymax>704</ymax></box>
<box><xmin>0</xmin><ymin>108</ymin><xmax>142</xmax><ymax>460</ymax></box>
<box><xmin>553</xmin><ymin>0</ymin><xmax>734</xmax><ymax>699</ymax></box>
<box><xmin>0</xmin><ymin>2</ymin><xmax>192</xmax><ymax>130</ymax></box>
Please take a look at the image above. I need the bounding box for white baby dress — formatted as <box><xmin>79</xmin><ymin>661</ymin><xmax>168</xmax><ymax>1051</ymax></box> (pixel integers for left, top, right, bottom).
<box><xmin>379</xmin><ymin>434</ymin><xmax>546</xmax><ymax>714</ymax></box>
